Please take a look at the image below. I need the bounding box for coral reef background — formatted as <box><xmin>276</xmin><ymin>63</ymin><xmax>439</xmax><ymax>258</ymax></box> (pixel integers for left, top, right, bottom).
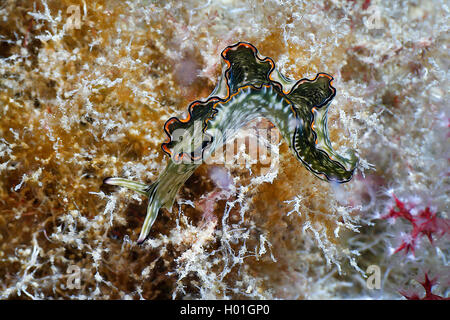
<box><xmin>0</xmin><ymin>0</ymin><xmax>448</xmax><ymax>299</ymax></box>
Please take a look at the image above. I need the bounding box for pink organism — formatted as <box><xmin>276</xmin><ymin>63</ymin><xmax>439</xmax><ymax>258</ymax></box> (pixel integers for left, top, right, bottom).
<box><xmin>401</xmin><ymin>273</ymin><xmax>449</xmax><ymax>300</ymax></box>
<box><xmin>381</xmin><ymin>194</ymin><xmax>450</xmax><ymax>255</ymax></box>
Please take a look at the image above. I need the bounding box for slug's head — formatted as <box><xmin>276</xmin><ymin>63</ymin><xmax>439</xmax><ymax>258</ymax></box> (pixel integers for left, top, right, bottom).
<box><xmin>292</xmin><ymin>129</ymin><xmax>359</xmax><ymax>183</ymax></box>
<box><xmin>286</xmin><ymin>73</ymin><xmax>358</xmax><ymax>183</ymax></box>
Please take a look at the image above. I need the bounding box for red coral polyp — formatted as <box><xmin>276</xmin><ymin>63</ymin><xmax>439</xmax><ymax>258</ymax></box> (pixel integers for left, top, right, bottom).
<box><xmin>401</xmin><ymin>273</ymin><xmax>449</xmax><ymax>300</ymax></box>
<box><xmin>382</xmin><ymin>195</ymin><xmax>449</xmax><ymax>255</ymax></box>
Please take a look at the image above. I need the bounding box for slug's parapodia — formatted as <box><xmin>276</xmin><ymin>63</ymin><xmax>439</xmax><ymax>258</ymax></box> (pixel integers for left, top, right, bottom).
<box><xmin>104</xmin><ymin>42</ymin><xmax>358</xmax><ymax>244</ymax></box>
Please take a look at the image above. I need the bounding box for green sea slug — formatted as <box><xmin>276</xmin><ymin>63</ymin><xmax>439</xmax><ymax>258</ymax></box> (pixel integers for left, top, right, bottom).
<box><xmin>104</xmin><ymin>42</ymin><xmax>358</xmax><ymax>243</ymax></box>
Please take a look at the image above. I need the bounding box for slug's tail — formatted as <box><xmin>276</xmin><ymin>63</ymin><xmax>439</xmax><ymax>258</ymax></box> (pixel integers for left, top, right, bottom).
<box><xmin>103</xmin><ymin>177</ymin><xmax>161</xmax><ymax>244</ymax></box>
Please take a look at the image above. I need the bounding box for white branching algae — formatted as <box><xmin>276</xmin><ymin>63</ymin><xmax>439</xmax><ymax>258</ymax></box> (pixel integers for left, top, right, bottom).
<box><xmin>105</xmin><ymin>42</ymin><xmax>358</xmax><ymax>243</ymax></box>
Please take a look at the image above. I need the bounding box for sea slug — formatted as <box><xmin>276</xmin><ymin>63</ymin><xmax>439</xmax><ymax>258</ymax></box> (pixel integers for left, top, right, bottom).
<box><xmin>104</xmin><ymin>42</ymin><xmax>358</xmax><ymax>243</ymax></box>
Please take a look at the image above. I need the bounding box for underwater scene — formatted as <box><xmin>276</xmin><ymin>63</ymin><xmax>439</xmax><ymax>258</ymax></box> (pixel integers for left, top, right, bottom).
<box><xmin>0</xmin><ymin>0</ymin><xmax>448</xmax><ymax>300</ymax></box>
